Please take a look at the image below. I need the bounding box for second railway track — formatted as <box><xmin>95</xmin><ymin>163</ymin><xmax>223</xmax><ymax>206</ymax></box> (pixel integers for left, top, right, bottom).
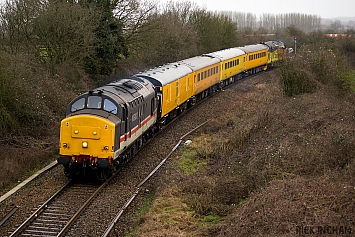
<box><xmin>8</xmin><ymin>179</ymin><xmax>112</xmax><ymax>237</ymax></box>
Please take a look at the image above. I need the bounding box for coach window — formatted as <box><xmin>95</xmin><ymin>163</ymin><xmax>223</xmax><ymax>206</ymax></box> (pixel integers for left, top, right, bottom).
<box><xmin>71</xmin><ymin>97</ymin><xmax>85</xmax><ymax>112</ymax></box>
<box><xmin>216</xmin><ymin>66</ymin><xmax>218</xmax><ymax>73</ymax></box>
<box><xmin>104</xmin><ymin>99</ymin><xmax>118</xmax><ymax>115</ymax></box>
<box><xmin>87</xmin><ymin>96</ymin><xmax>102</xmax><ymax>109</ymax></box>
<box><xmin>198</xmin><ymin>73</ymin><xmax>201</xmax><ymax>81</ymax></box>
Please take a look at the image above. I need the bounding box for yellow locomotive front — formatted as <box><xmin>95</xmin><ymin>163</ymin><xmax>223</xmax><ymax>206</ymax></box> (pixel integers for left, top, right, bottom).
<box><xmin>57</xmin><ymin>92</ymin><xmax>122</xmax><ymax>179</ymax></box>
<box><xmin>59</xmin><ymin>114</ymin><xmax>115</xmax><ymax>173</ymax></box>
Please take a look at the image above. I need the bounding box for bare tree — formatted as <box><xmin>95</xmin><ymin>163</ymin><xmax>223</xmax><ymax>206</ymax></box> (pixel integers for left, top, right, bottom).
<box><xmin>0</xmin><ymin>0</ymin><xmax>45</xmax><ymax>52</ymax></box>
<box><xmin>329</xmin><ymin>20</ymin><xmax>343</xmax><ymax>33</ymax></box>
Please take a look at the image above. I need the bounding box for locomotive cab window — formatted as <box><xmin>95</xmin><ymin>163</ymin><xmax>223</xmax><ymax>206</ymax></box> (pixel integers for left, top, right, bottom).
<box><xmin>71</xmin><ymin>97</ymin><xmax>85</xmax><ymax>112</ymax></box>
<box><xmin>103</xmin><ymin>99</ymin><xmax>118</xmax><ymax>114</ymax></box>
<box><xmin>87</xmin><ymin>96</ymin><xmax>102</xmax><ymax>109</ymax></box>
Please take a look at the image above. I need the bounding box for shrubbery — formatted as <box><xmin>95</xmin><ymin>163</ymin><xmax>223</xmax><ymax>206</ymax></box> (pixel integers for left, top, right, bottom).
<box><xmin>279</xmin><ymin>36</ymin><xmax>355</xmax><ymax>96</ymax></box>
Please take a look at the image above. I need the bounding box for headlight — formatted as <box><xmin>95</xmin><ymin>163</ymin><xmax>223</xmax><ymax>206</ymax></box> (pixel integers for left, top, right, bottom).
<box><xmin>82</xmin><ymin>141</ymin><xmax>88</xmax><ymax>148</ymax></box>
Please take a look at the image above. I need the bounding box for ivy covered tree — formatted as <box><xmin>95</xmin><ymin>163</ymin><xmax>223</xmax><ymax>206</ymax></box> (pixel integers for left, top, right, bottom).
<box><xmin>83</xmin><ymin>0</ymin><xmax>128</xmax><ymax>79</ymax></box>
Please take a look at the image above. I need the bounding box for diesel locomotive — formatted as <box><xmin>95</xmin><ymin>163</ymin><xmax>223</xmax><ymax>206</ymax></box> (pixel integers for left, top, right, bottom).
<box><xmin>58</xmin><ymin>40</ymin><xmax>286</xmax><ymax>179</ymax></box>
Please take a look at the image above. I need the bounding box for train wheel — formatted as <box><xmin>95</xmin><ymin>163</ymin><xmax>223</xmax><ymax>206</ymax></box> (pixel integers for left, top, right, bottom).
<box><xmin>64</xmin><ymin>165</ymin><xmax>73</xmax><ymax>179</ymax></box>
<box><xmin>96</xmin><ymin>168</ymin><xmax>111</xmax><ymax>181</ymax></box>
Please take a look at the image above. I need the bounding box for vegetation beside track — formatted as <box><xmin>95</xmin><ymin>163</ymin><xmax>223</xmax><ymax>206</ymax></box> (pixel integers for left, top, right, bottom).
<box><xmin>129</xmin><ymin>47</ymin><xmax>355</xmax><ymax>236</ymax></box>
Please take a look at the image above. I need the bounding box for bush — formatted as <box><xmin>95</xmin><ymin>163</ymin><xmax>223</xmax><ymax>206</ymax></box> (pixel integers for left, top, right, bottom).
<box><xmin>279</xmin><ymin>43</ymin><xmax>355</xmax><ymax>96</ymax></box>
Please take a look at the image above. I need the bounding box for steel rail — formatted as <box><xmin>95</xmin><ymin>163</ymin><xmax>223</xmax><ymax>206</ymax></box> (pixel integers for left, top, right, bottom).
<box><xmin>0</xmin><ymin>206</ymin><xmax>19</xmax><ymax>227</ymax></box>
<box><xmin>101</xmin><ymin>119</ymin><xmax>211</xmax><ymax>237</ymax></box>
<box><xmin>57</xmin><ymin>174</ymin><xmax>116</xmax><ymax>236</ymax></box>
<box><xmin>8</xmin><ymin>175</ymin><xmax>114</xmax><ymax>237</ymax></box>
<box><xmin>8</xmin><ymin>181</ymin><xmax>71</xmax><ymax>237</ymax></box>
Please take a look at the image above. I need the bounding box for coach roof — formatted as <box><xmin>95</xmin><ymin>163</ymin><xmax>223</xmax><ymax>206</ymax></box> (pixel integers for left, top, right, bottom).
<box><xmin>178</xmin><ymin>55</ymin><xmax>221</xmax><ymax>71</ymax></box>
<box><xmin>238</xmin><ymin>44</ymin><xmax>268</xmax><ymax>54</ymax></box>
<box><xmin>204</xmin><ymin>48</ymin><xmax>245</xmax><ymax>60</ymax></box>
<box><xmin>135</xmin><ymin>63</ymin><xmax>192</xmax><ymax>87</ymax></box>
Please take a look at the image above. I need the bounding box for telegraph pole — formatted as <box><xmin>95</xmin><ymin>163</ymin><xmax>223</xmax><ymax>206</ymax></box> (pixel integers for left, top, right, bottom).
<box><xmin>294</xmin><ymin>36</ymin><xmax>298</xmax><ymax>55</ymax></box>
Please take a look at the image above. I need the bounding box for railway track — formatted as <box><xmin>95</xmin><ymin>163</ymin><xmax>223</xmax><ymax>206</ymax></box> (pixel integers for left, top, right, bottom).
<box><xmin>7</xmin><ymin>178</ymin><xmax>112</xmax><ymax>237</ymax></box>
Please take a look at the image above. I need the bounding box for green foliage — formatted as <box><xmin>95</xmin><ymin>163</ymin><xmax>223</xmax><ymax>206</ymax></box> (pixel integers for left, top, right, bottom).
<box><xmin>279</xmin><ymin>59</ymin><xmax>317</xmax><ymax>96</ymax></box>
<box><xmin>83</xmin><ymin>0</ymin><xmax>128</xmax><ymax>79</ymax></box>
<box><xmin>196</xmin><ymin>213</ymin><xmax>222</xmax><ymax>226</ymax></box>
<box><xmin>279</xmin><ymin>40</ymin><xmax>355</xmax><ymax>96</ymax></box>
<box><xmin>178</xmin><ymin>147</ymin><xmax>206</xmax><ymax>174</ymax></box>
<box><xmin>341</xmin><ymin>70</ymin><xmax>355</xmax><ymax>91</ymax></box>
<box><xmin>136</xmin><ymin>192</ymin><xmax>155</xmax><ymax>218</ymax></box>
<box><xmin>0</xmin><ymin>52</ymin><xmax>52</xmax><ymax>136</ymax></box>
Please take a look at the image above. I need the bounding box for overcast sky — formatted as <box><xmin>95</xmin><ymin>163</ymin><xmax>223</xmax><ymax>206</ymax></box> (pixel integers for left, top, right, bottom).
<box><xmin>160</xmin><ymin>0</ymin><xmax>355</xmax><ymax>19</ymax></box>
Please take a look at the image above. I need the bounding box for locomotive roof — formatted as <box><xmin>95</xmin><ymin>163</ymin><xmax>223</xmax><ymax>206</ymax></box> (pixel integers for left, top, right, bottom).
<box><xmin>204</xmin><ymin>48</ymin><xmax>245</xmax><ymax>60</ymax></box>
<box><xmin>92</xmin><ymin>78</ymin><xmax>153</xmax><ymax>104</ymax></box>
<box><xmin>237</xmin><ymin>44</ymin><xmax>268</xmax><ymax>53</ymax></box>
<box><xmin>262</xmin><ymin>41</ymin><xmax>286</xmax><ymax>52</ymax></box>
<box><xmin>135</xmin><ymin>63</ymin><xmax>192</xmax><ymax>86</ymax></box>
<box><xmin>177</xmin><ymin>55</ymin><xmax>221</xmax><ymax>71</ymax></box>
